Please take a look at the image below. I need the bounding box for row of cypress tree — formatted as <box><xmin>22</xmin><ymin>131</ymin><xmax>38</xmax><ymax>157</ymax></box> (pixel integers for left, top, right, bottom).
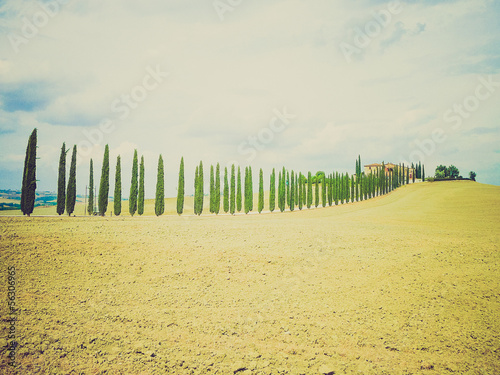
<box><xmin>21</xmin><ymin>128</ymin><xmax>420</xmax><ymax>217</ymax></box>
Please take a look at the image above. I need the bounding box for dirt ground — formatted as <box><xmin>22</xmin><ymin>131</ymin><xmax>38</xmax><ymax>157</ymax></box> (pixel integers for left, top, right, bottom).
<box><xmin>1</xmin><ymin>181</ymin><xmax>499</xmax><ymax>374</ymax></box>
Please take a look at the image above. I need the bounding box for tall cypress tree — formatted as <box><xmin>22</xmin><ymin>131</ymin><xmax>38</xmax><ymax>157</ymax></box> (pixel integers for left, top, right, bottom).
<box><xmin>249</xmin><ymin>166</ymin><xmax>253</xmax><ymax>212</ymax></box>
<box><xmin>98</xmin><ymin>145</ymin><xmax>109</xmax><ymax>216</ymax></box>
<box><xmin>345</xmin><ymin>172</ymin><xmax>350</xmax><ymax>203</ymax></box>
<box><xmin>66</xmin><ymin>145</ymin><xmax>77</xmax><ymax>216</ymax></box>
<box><xmin>215</xmin><ymin>163</ymin><xmax>221</xmax><ymax>214</ymax></box>
<box><xmin>177</xmin><ymin>157</ymin><xmax>184</xmax><ymax>215</ymax></box>
<box><xmin>129</xmin><ymin>149</ymin><xmax>138</xmax><ymax>216</ymax></box>
<box><xmin>155</xmin><ymin>154</ymin><xmax>164</xmax><ymax>216</ymax></box>
<box><xmin>138</xmin><ymin>156</ymin><xmax>145</xmax><ymax>215</ymax></box>
<box><xmin>422</xmin><ymin>165</ymin><xmax>425</xmax><ymax>182</ymax></box>
<box><xmin>269</xmin><ymin>168</ymin><xmax>275</xmax><ymax>212</ymax></box>
<box><xmin>314</xmin><ymin>174</ymin><xmax>319</xmax><ymax>208</ymax></box>
<box><xmin>258</xmin><ymin>168</ymin><xmax>264</xmax><ymax>213</ymax></box>
<box><xmin>244</xmin><ymin>166</ymin><xmax>249</xmax><ymax>214</ymax></box>
<box><xmin>351</xmin><ymin>175</ymin><xmax>355</xmax><ymax>203</ymax></box>
<box><xmin>286</xmin><ymin>171</ymin><xmax>290</xmax><ymax>208</ymax></box>
<box><xmin>56</xmin><ymin>142</ymin><xmax>66</xmax><ymax>215</ymax></box>
<box><xmin>210</xmin><ymin>164</ymin><xmax>214</xmax><ymax>213</ymax></box>
<box><xmin>298</xmin><ymin>173</ymin><xmax>303</xmax><ymax>210</ymax></box>
<box><xmin>321</xmin><ymin>174</ymin><xmax>326</xmax><ymax>207</ymax></box>
<box><xmin>307</xmin><ymin>172</ymin><xmax>312</xmax><ymax>208</ymax></box>
<box><xmin>194</xmin><ymin>165</ymin><xmax>199</xmax><ymax>215</ymax></box>
<box><xmin>278</xmin><ymin>170</ymin><xmax>283</xmax><ymax>212</ymax></box>
<box><xmin>289</xmin><ymin>170</ymin><xmax>295</xmax><ymax>211</ymax></box>
<box><xmin>21</xmin><ymin>128</ymin><xmax>37</xmax><ymax>216</ymax></box>
<box><xmin>114</xmin><ymin>155</ymin><xmax>122</xmax><ymax>216</ymax></box>
<box><xmin>223</xmin><ymin>167</ymin><xmax>229</xmax><ymax>213</ymax></box>
<box><xmin>230</xmin><ymin>164</ymin><xmax>236</xmax><ymax>215</ymax></box>
<box><xmin>88</xmin><ymin>159</ymin><xmax>94</xmax><ymax>215</ymax></box>
<box><xmin>237</xmin><ymin>166</ymin><xmax>242</xmax><ymax>212</ymax></box>
<box><xmin>198</xmin><ymin>161</ymin><xmax>204</xmax><ymax>215</ymax></box>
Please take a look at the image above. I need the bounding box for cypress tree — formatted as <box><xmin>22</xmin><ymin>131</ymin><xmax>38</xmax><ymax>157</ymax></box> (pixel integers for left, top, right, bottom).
<box><xmin>176</xmin><ymin>155</ymin><xmax>184</xmax><ymax>215</ymax></box>
<box><xmin>321</xmin><ymin>174</ymin><xmax>326</xmax><ymax>207</ymax></box>
<box><xmin>278</xmin><ymin>170</ymin><xmax>283</xmax><ymax>212</ymax></box>
<box><xmin>244</xmin><ymin>166</ymin><xmax>250</xmax><ymax>214</ymax></box>
<box><xmin>351</xmin><ymin>175</ymin><xmax>355</xmax><ymax>203</ymax></box>
<box><xmin>223</xmin><ymin>167</ymin><xmax>229</xmax><ymax>213</ymax></box>
<box><xmin>114</xmin><ymin>155</ymin><xmax>122</xmax><ymax>216</ymax></box>
<box><xmin>422</xmin><ymin>165</ymin><xmax>425</xmax><ymax>182</ymax></box>
<box><xmin>177</xmin><ymin>157</ymin><xmax>184</xmax><ymax>215</ymax></box>
<box><xmin>98</xmin><ymin>144</ymin><xmax>109</xmax><ymax>216</ymax></box>
<box><xmin>129</xmin><ymin>149</ymin><xmax>138</xmax><ymax>216</ymax></box>
<box><xmin>138</xmin><ymin>156</ymin><xmax>145</xmax><ymax>215</ymax></box>
<box><xmin>155</xmin><ymin>154</ymin><xmax>165</xmax><ymax>216</ymax></box>
<box><xmin>295</xmin><ymin>173</ymin><xmax>299</xmax><ymax>207</ymax></box>
<box><xmin>269</xmin><ymin>168</ymin><xmax>275</xmax><ymax>212</ymax></box>
<box><xmin>56</xmin><ymin>142</ymin><xmax>66</xmax><ymax>215</ymax></box>
<box><xmin>66</xmin><ymin>145</ymin><xmax>77</xmax><ymax>216</ymax></box>
<box><xmin>298</xmin><ymin>173</ymin><xmax>303</xmax><ymax>210</ymax></box>
<box><xmin>307</xmin><ymin>172</ymin><xmax>312</xmax><ymax>208</ymax></box>
<box><xmin>198</xmin><ymin>161</ymin><xmax>204</xmax><ymax>215</ymax></box>
<box><xmin>194</xmin><ymin>165</ymin><xmax>199</xmax><ymax>215</ymax></box>
<box><xmin>21</xmin><ymin>128</ymin><xmax>37</xmax><ymax>216</ymax></box>
<box><xmin>314</xmin><ymin>174</ymin><xmax>319</xmax><ymax>208</ymax></box>
<box><xmin>210</xmin><ymin>164</ymin><xmax>215</xmax><ymax>213</ymax></box>
<box><xmin>258</xmin><ymin>168</ymin><xmax>264</xmax><ymax>213</ymax></box>
<box><xmin>286</xmin><ymin>171</ymin><xmax>290</xmax><ymax>208</ymax></box>
<box><xmin>215</xmin><ymin>163</ymin><xmax>221</xmax><ymax>214</ymax></box>
<box><xmin>88</xmin><ymin>159</ymin><xmax>94</xmax><ymax>215</ymax></box>
<box><xmin>289</xmin><ymin>170</ymin><xmax>295</xmax><ymax>211</ymax></box>
<box><xmin>237</xmin><ymin>166</ymin><xmax>242</xmax><ymax>212</ymax></box>
<box><xmin>248</xmin><ymin>166</ymin><xmax>253</xmax><ymax>212</ymax></box>
<box><xmin>230</xmin><ymin>164</ymin><xmax>236</xmax><ymax>215</ymax></box>
<box><xmin>406</xmin><ymin>164</ymin><xmax>410</xmax><ymax>185</ymax></box>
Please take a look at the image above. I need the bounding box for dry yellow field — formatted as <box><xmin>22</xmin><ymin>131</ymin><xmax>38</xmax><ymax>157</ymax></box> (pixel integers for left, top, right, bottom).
<box><xmin>1</xmin><ymin>181</ymin><xmax>499</xmax><ymax>374</ymax></box>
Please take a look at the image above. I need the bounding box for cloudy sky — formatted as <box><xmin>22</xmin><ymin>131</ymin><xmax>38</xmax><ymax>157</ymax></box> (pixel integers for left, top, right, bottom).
<box><xmin>1</xmin><ymin>0</ymin><xmax>499</xmax><ymax>198</ymax></box>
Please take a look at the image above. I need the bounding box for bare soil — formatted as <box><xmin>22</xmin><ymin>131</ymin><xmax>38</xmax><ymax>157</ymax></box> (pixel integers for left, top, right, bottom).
<box><xmin>1</xmin><ymin>181</ymin><xmax>499</xmax><ymax>374</ymax></box>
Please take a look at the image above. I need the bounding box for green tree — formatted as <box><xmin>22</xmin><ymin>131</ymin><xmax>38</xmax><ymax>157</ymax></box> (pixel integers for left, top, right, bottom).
<box><xmin>258</xmin><ymin>168</ymin><xmax>264</xmax><ymax>213</ymax></box>
<box><xmin>21</xmin><ymin>128</ymin><xmax>37</xmax><ymax>216</ymax></box>
<box><xmin>248</xmin><ymin>166</ymin><xmax>253</xmax><ymax>212</ymax></box>
<box><xmin>244</xmin><ymin>167</ymin><xmax>250</xmax><ymax>214</ymax></box>
<box><xmin>447</xmin><ymin>165</ymin><xmax>460</xmax><ymax>179</ymax></box>
<box><xmin>129</xmin><ymin>150</ymin><xmax>138</xmax><ymax>216</ymax></box>
<box><xmin>56</xmin><ymin>142</ymin><xmax>66</xmax><ymax>215</ymax></box>
<box><xmin>138</xmin><ymin>156</ymin><xmax>145</xmax><ymax>215</ymax></box>
<box><xmin>230</xmin><ymin>164</ymin><xmax>236</xmax><ymax>215</ymax></box>
<box><xmin>223</xmin><ymin>167</ymin><xmax>229</xmax><ymax>213</ymax></box>
<box><xmin>114</xmin><ymin>155</ymin><xmax>122</xmax><ymax>216</ymax></box>
<box><xmin>351</xmin><ymin>175</ymin><xmax>355</xmax><ymax>202</ymax></box>
<box><xmin>469</xmin><ymin>171</ymin><xmax>476</xmax><ymax>181</ymax></box>
<box><xmin>66</xmin><ymin>145</ymin><xmax>77</xmax><ymax>216</ymax></box>
<box><xmin>278</xmin><ymin>170</ymin><xmax>283</xmax><ymax>212</ymax></box>
<box><xmin>237</xmin><ymin>166</ymin><xmax>242</xmax><ymax>212</ymax></box>
<box><xmin>98</xmin><ymin>145</ymin><xmax>109</xmax><ymax>216</ymax></box>
<box><xmin>307</xmin><ymin>172</ymin><xmax>312</xmax><ymax>208</ymax></box>
<box><xmin>215</xmin><ymin>163</ymin><xmax>221</xmax><ymax>214</ymax></box>
<box><xmin>177</xmin><ymin>157</ymin><xmax>184</xmax><ymax>215</ymax></box>
<box><xmin>321</xmin><ymin>173</ymin><xmax>326</xmax><ymax>207</ymax></box>
<box><xmin>210</xmin><ymin>164</ymin><xmax>215</xmax><ymax>213</ymax></box>
<box><xmin>289</xmin><ymin>170</ymin><xmax>295</xmax><ymax>211</ymax></box>
<box><xmin>194</xmin><ymin>165</ymin><xmax>199</xmax><ymax>215</ymax></box>
<box><xmin>269</xmin><ymin>168</ymin><xmax>276</xmax><ymax>212</ymax></box>
<box><xmin>314</xmin><ymin>173</ymin><xmax>319</xmax><ymax>208</ymax></box>
<box><xmin>422</xmin><ymin>165</ymin><xmax>425</xmax><ymax>182</ymax></box>
<box><xmin>88</xmin><ymin>159</ymin><xmax>94</xmax><ymax>215</ymax></box>
<box><xmin>198</xmin><ymin>161</ymin><xmax>204</xmax><ymax>215</ymax></box>
<box><xmin>155</xmin><ymin>154</ymin><xmax>164</xmax><ymax>216</ymax></box>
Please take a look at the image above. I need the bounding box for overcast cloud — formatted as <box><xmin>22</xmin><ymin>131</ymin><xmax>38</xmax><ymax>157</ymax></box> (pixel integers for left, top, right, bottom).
<box><xmin>0</xmin><ymin>0</ymin><xmax>499</xmax><ymax>198</ymax></box>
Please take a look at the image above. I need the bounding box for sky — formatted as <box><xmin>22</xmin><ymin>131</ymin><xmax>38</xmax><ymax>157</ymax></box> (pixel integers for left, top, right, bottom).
<box><xmin>0</xmin><ymin>0</ymin><xmax>499</xmax><ymax>198</ymax></box>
